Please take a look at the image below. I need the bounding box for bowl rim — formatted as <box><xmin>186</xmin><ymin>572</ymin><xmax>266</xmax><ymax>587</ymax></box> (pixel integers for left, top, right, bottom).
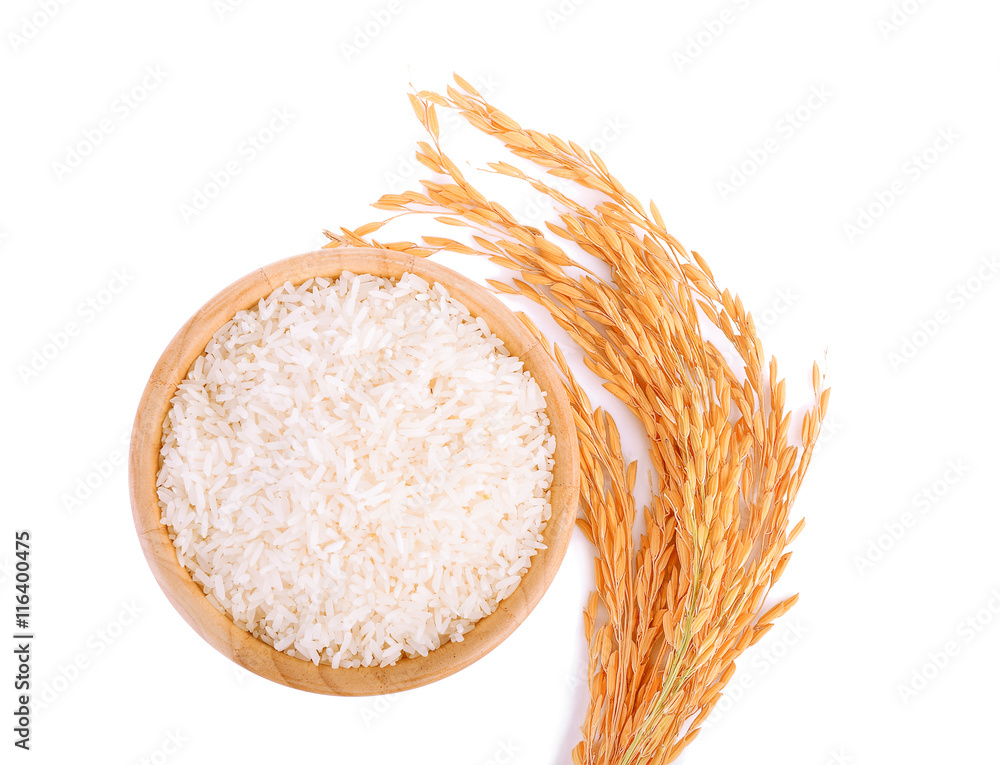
<box><xmin>129</xmin><ymin>247</ymin><xmax>580</xmax><ymax>695</ymax></box>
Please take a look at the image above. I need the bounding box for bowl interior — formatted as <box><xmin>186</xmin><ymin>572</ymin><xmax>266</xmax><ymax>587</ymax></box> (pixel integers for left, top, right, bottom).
<box><xmin>129</xmin><ymin>247</ymin><xmax>579</xmax><ymax>695</ymax></box>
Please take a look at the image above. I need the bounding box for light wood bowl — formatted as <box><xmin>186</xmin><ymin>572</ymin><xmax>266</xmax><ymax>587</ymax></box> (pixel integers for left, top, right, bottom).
<box><xmin>129</xmin><ymin>247</ymin><xmax>580</xmax><ymax>695</ymax></box>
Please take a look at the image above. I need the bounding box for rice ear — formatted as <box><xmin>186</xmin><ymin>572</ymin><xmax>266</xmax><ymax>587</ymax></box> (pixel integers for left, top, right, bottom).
<box><xmin>326</xmin><ymin>79</ymin><xmax>828</xmax><ymax>762</ymax></box>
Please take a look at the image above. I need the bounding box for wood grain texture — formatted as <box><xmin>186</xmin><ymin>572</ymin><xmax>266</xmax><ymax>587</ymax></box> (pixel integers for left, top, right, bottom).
<box><xmin>129</xmin><ymin>247</ymin><xmax>580</xmax><ymax>695</ymax></box>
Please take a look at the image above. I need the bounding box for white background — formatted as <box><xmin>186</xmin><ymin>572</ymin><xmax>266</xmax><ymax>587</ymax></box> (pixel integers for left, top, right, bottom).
<box><xmin>3</xmin><ymin>1</ymin><xmax>999</xmax><ymax>763</ymax></box>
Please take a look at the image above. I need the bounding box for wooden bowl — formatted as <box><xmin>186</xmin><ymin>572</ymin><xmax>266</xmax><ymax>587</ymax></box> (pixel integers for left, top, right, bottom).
<box><xmin>129</xmin><ymin>247</ymin><xmax>580</xmax><ymax>695</ymax></box>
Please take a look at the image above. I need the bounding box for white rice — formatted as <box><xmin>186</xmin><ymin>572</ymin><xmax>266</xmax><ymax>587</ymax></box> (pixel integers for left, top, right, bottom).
<box><xmin>157</xmin><ymin>272</ymin><xmax>556</xmax><ymax>667</ymax></box>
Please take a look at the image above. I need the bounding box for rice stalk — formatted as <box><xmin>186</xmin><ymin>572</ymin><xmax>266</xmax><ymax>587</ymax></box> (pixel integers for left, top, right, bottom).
<box><xmin>323</xmin><ymin>75</ymin><xmax>829</xmax><ymax>764</ymax></box>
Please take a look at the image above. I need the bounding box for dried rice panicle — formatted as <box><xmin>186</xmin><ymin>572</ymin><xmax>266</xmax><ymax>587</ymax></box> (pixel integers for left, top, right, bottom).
<box><xmin>325</xmin><ymin>75</ymin><xmax>829</xmax><ymax>765</ymax></box>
